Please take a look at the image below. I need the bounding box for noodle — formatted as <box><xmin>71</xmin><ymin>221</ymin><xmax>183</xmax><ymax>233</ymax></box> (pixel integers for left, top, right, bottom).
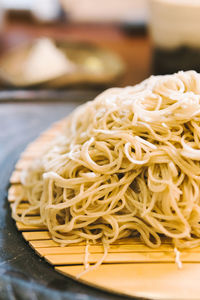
<box><xmin>12</xmin><ymin>71</ymin><xmax>200</xmax><ymax>266</ymax></box>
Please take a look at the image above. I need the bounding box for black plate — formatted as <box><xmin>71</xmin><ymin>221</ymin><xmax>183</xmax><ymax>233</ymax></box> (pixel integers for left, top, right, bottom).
<box><xmin>0</xmin><ymin>91</ymin><xmax>144</xmax><ymax>300</ymax></box>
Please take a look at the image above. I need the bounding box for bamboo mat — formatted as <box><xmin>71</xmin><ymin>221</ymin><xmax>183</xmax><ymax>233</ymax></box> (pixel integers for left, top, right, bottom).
<box><xmin>8</xmin><ymin>119</ymin><xmax>200</xmax><ymax>300</ymax></box>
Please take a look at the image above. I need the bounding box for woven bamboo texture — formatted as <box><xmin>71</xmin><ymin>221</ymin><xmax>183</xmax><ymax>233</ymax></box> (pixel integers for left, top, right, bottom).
<box><xmin>8</xmin><ymin>119</ymin><xmax>200</xmax><ymax>300</ymax></box>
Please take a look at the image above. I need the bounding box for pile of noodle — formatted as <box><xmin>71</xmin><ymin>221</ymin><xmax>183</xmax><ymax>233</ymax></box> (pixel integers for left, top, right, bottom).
<box><xmin>12</xmin><ymin>71</ymin><xmax>200</xmax><ymax>269</ymax></box>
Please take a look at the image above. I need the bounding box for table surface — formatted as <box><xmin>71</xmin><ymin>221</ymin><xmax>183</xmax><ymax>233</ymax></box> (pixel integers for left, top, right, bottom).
<box><xmin>0</xmin><ymin>21</ymin><xmax>150</xmax><ymax>300</ymax></box>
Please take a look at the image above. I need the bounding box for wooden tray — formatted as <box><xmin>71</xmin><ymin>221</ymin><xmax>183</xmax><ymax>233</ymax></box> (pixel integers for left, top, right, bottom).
<box><xmin>8</xmin><ymin>119</ymin><xmax>200</xmax><ymax>300</ymax></box>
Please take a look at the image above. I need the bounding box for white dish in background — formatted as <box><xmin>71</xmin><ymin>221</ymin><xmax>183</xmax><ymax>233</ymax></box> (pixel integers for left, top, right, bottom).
<box><xmin>0</xmin><ymin>38</ymin><xmax>125</xmax><ymax>87</ymax></box>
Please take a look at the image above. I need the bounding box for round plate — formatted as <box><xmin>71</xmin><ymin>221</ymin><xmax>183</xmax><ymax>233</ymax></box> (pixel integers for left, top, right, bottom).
<box><xmin>7</xmin><ymin>105</ymin><xmax>200</xmax><ymax>300</ymax></box>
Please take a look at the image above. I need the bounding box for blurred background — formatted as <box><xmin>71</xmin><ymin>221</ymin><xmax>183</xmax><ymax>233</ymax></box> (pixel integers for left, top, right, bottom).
<box><xmin>0</xmin><ymin>0</ymin><xmax>199</xmax><ymax>97</ymax></box>
<box><xmin>0</xmin><ymin>0</ymin><xmax>150</xmax><ymax>99</ymax></box>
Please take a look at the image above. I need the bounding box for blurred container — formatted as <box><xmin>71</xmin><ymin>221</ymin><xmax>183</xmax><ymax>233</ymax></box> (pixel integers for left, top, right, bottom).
<box><xmin>32</xmin><ymin>0</ymin><xmax>61</xmax><ymax>23</ymax></box>
<box><xmin>60</xmin><ymin>0</ymin><xmax>148</xmax><ymax>24</ymax></box>
<box><xmin>0</xmin><ymin>38</ymin><xmax>125</xmax><ymax>87</ymax></box>
<box><xmin>149</xmin><ymin>0</ymin><xmax>200</xmax><ymax>74</ymax></box>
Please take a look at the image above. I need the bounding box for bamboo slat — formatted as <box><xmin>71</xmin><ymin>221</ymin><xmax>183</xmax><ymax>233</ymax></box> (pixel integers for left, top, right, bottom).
<box><xmin>30</xmin><ymin>239</ymin><xmax>59</xmax><ymax>248</ymax></box>
<box><xmin>15</xmin><ymin>159</ymin><xmax>32</xmax><ymax>170</ymax></box>
<box><xmin>23</xmin><ymin>142</ymin><xmax>49</xmax><ymax>154</ymax></box>
<box><xmin>11</xmin><ymin>203</ymin><xmax>39</xmax><ymax>215</ymax></box>
<box><xmin>45</xmin><ymin>251</ymin><xmax>200</xmax><ymax>266</ymax></box>
<box><xmin>8</xmin><ymin>184</ymin><xmax>25</xmax><ymax>202</ymax></box>
<box><xmin>35</xmin><ymin>244</ymin><xmax>174</xmax><ymax>257</ymax></box>
<box><xmin>20</xmin><ymin>151</ymin><xmax>41</xmax><ymax>160</ymax></box>
<box><xmin>33</xmin><ymin>243</ymin><xmax>200</xmax><ymax>257</ymax></box>
<box><xmin>16</xmin><ymin>222</ymin><xmax>46</xmax><ymax>231</ymax></box>
<box><xmin>40</xmin><ymin>129</ymin><xmax>60</xmax><ymax>137</ymax></box>
<box><xmin>8</xmin><ymin>117</ymin><xmax>200</xmax><ymax>300</ymax></box>
<box><xmin>56</xmin><ymin>263</ymin><xmax>200</xmax><ymax>300</ymax></box>
<box><xmin>28</xmin><ymin>238</ymin><xmax>143</xmax><ymax>248</ymax></box>
<box><xmin>10</xmin><ymin>170</ymin><xmax>21</xmax><ymax>184</ymax></box>
<box><xmin>22</xmin><ymin>231</ymin><xmax>50</xmax><ymax>240</ymax></box>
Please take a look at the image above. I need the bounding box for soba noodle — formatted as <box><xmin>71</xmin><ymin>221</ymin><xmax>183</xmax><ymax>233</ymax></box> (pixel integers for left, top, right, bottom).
<box><xmin>12</xmin><ymin>71</ymin><xmax>200</xmax><ymax>269</ymax></box>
